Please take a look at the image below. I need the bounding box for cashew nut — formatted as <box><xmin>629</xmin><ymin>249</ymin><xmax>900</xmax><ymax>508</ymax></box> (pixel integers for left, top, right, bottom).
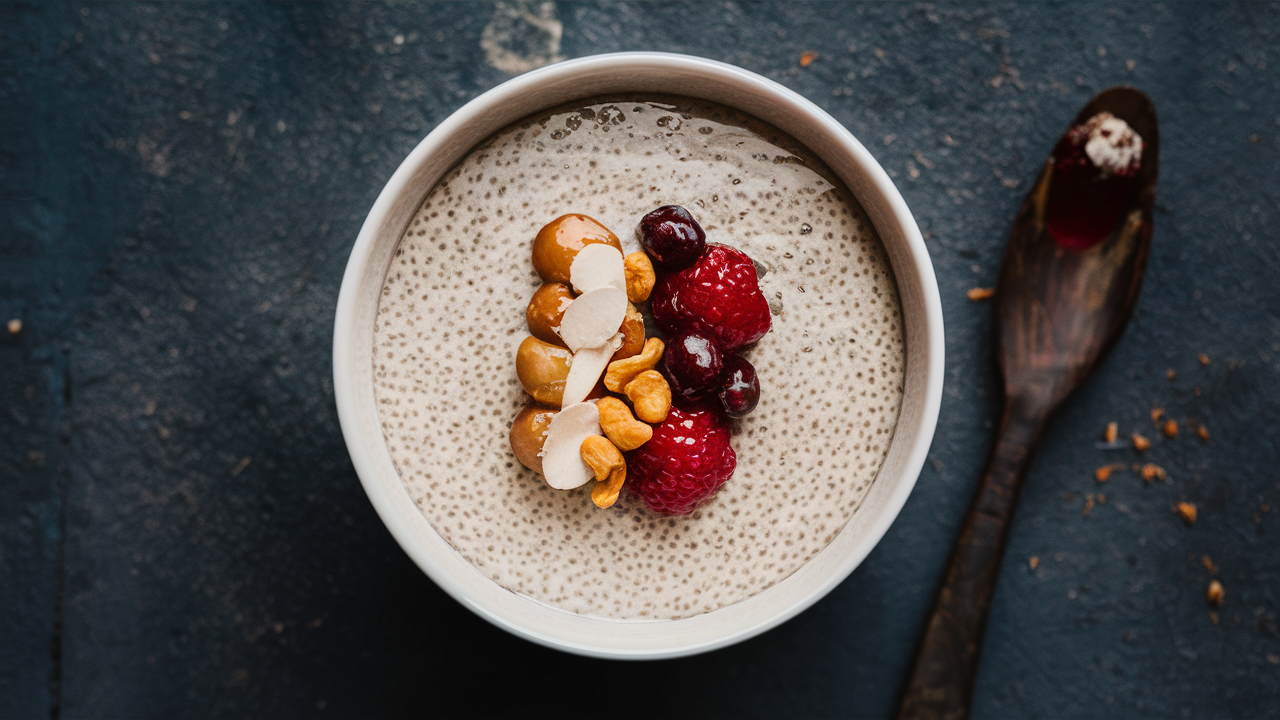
<box><xmin>591</xmin><ymin>464</ymin><xmax>626</xmax><ymax>509</ymax></box>
<box><xmin>596</xmin><ymin>396</ymin><xmax>653</xmax><ymax>451</ymax></box>
<box><xmin>624</xmin><ymin>370</ymin><xmax>672</xmax><ymax>424</ymax></box>
<box><xmin>580</xmin><ymin>434</ymin><xmax>627</xmax><ymax>509</ymax></box>
<box><xmin>580</xmin><ymin>434</ymin><xmax>624</xmax><ymax>481</ymax></box>
<box><xmin>624</xmin><ymin>251</ymin><xmax>657</xmax><ymax>303</ymax></box>
<box><xmin>604</xmin><ymin>337</ymin><xmax>665</xmax><ymax>392</ymax></box>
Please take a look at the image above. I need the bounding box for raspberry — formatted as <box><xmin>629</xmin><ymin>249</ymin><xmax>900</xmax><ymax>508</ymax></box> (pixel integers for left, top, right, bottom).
<box><xmin>625</xmin><ymin>401</ymin><xmax>736</xmax><ymax>516</ymax></box>
<box><xmin>662</xmin><ymin>331</ymin><xmax>724</xmax><ymax>400</ymax></box>
<box><xmin>650</xmin><ymin>243</ymin><xmax>772</xmax><ymax>353</ymax></box>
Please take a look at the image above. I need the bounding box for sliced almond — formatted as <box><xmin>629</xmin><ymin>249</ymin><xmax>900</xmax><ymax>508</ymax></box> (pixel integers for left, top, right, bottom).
<box><xmin>569</xmin><ymin>243</ymin><xmax>626</xmax><ymax>295</ymax></box>
<box><xmin>558</xmin><ymin>286</ymin><xmax>627</xmax><ymax>352</ymax></box>
<box><xmin>561</xmin><ymin>333</ymin><xmax>622</xmax><ymax>407</ymax></box>
<box><xmin>540</xmin><ymin>402</ymin><xmax>602</xmax><ymax>490</ymax></box>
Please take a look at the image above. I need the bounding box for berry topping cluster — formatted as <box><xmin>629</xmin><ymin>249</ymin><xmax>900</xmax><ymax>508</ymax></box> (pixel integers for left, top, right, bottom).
<box><xmin>509</xmin><ymin>205</ymin><xmax>773</xmax><ymax>516</ymax></box>
<box><xmin>1046</xmin><ymin>112</ymin><xmax>1145</xmax><ymax>251</ymax></box>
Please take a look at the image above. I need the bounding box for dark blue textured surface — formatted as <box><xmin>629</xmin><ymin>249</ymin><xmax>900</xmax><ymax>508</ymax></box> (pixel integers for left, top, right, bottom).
<box><xmin>2</xmin><ymin>2</ymin><xmax>1278</xmax><ymax>717</ymax></box>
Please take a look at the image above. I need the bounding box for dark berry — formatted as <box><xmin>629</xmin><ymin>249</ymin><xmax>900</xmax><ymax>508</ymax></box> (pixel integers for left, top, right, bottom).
<box><xmin>639</xmin><ymin>205</ymin><xmax>706</xmax><ymax>271</ymax></box>
<box><xmin>662</xmin><ymin>332</ymin><xmax>724</xmax><ymax>400</ymax></box>
<box><xmin>718</xmin><ymin>355</ymin><xmax>760</xmax><ymax>418</ymax></box>
<box><xmin>651</xmin><ymin>243</ymin><xmax>772</xmax><ymax>352</ymax></box>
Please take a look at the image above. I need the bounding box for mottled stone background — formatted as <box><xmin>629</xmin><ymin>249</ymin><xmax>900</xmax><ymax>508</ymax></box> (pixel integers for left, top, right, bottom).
<box><xmin>2</xmin><ymin>2</ymin><xmax>1277</xmax><ymax>718</ymax></box>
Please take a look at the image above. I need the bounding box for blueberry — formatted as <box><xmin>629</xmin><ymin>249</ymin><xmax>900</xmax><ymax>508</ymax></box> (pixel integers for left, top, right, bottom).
<box><xmin>718</xmin><ymin>355</ymin><xmax>760</xmax><ymax>418</ymax></box>
<box><xmin>662</xmin><ymin>332</ymin><xmax>724</xmax><ymax>400</ymax></box>
<box><xmin>639</xmin><ymin>205</ymin><xmax>706</xmax><ymax>271</ymax></box>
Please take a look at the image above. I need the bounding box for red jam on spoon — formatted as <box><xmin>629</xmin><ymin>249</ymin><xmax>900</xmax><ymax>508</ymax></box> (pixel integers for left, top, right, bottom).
<box><xmin>1045</xmin><ymin>112</ymin><xmax>1144</xmax><ymax>251</ymax></box>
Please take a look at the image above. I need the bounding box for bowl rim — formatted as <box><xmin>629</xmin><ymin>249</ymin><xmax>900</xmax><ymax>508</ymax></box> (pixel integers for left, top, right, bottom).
<box><xmin>333</xmin><ymin>51</ymin><xmax>944</xmax><ymax>659</ymax></box>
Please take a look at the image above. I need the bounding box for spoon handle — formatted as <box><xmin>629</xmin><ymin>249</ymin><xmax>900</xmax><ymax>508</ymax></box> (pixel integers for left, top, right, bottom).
<box><xmin>897</xmin><ymin>396</ymin><xmax>1049</xmax><ymax>720</ymax></box>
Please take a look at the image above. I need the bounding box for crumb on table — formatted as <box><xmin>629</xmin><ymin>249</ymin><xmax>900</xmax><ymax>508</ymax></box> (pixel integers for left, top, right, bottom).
<box><xmin>1163</xmin><ymin>419</ymin><xmax>1178</xmax><ymax>437</ymax></box>
<box><xmin>6</xmin><ymin>319</ymin><xmax>20</xmax><ymax>335</ymax></box>
<box><xmin>1200</xmin><ymin>353</ymin><xmax>1211</xmax><ymax>365</ymax></box>
<box><xmin>800</xmin><ymin>51</ymin><xmax>818</xmax><ymax>67</ymax></box>
<box><xmin>1140</xmin><ymin>463</ymin><xmax>1166</xmax><ymax>482</ymax></box>
<box><xmin>1207</xmin><ymin>579</ymin><xmax>1225</xmax><ymax>606</ymax></box>
<box><xmin>1133</xmin><ymin>433</ymin><xmax>1151</xmax><ymax>451</ymax></box>
<box><xmin>1175</xmin><ymin>501</ymin><xmax>1197</xmax><ymax>525</ymax></box>
<box><xmin>1095</xmin><ymin>464</ymin><xmax>1123</xmax><ymax>482</ymax></box>
<box><xmin>1104</xmin><ymin>421</ymin><xmax>1118</xmax><ymax>443</ymax></box>
<box><xmin>967</xmin><ymin>287</ymin><xmax>995</xmax><ymax>301</ymax></box>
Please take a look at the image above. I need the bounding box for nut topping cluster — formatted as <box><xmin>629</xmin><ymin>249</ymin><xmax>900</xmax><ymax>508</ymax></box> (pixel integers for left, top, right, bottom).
<box><xmin>509</xmin><ymin>207</ymin><xmax>773</xmax><ymax>514</ymax></box>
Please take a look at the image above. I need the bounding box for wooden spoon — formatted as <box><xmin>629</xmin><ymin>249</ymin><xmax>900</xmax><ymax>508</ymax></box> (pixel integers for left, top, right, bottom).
<box><xmin>897</xmin><ymin>87</ymin><xmax>1159</xmax><ymax>720</ymax></box>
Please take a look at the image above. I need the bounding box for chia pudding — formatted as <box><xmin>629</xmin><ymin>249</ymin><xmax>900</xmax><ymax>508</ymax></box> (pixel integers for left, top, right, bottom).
<box><xmin>371</xmin><ymin>97</ymin><xmax>906</xmax><ymax>620</ymax></box>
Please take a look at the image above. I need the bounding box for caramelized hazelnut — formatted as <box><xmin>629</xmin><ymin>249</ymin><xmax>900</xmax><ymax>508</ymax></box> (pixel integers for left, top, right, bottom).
<box><xmin>532</xmin><ymin>214</ymin><xmax>622</xmax><ymax>284</ymax></box>
<box><xmin>526</xmin><ymin>283</ymin><xmax>574</xmax><ymax>347</ymax></box>
<box><xmin>509</xmin><ymin>402</ymin><xmax>558</xmax><ymax>475</ymax></box>
<box><xmin>612</xmin><ymin>302</ymin><xmax>645</xmax><ymax>362</ymax></box>
<box><xmin>516</xmin><ymin>336</ymin><xmax>572</xmax><ymax>406</ymax></box>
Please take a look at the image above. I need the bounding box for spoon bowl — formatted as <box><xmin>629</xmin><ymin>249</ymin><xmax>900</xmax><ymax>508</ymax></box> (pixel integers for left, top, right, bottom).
<box><xmin>1000</xmin><ymin>87</ymin><xmax>1160</xmax><ymax>412</ymax></box>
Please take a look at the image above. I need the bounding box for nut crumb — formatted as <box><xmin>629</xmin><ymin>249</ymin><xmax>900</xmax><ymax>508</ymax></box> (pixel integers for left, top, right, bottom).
<box><xmin>1029</xmin><ymin>556</ymin><xmax>1040</xmax><ymax>570</ymax></box>
<box><xmin>1202</xmin><ymin>555</ymin><xmax>1218</xmax><ymax>573</ymax></box>
<box><xmin>1097</xmin><ymin>493</ymin><xmax>1106</xmax><ymax>504</ymax></box>
<box><xmin>1095</xmin><ymin>464</ymin><xmax>1122</xmax><ymax>482</ymax></box>
<box><xmin>1196</xmin><ymin>424</ymin><xmax>1210</xmax><ymax>441</ymax></box>
<box><xmin>1132</xmin><ymin>433</ymin><xmax>1151</xmax><ymax>451</ymax></box>
<box><xmin>1162</xmin><ymin>419</ymin><xmax>1178</xmax><ymax>437</ymax></box>
<box><xmin>1083</xmin><ymin>494</ymin><xmax>1095</xmax><ymax>516</ymax></box>
<box><xmin>1140</xmin><ymin>463</ymin><xmax>1166</xmax><ymax>482</ymax></box>
<box><xmin>1199</xmin><ymin>353</ymin><xmax>1211</xmax><ymax>365</ymax></box>
<box><xmin>1166</xmin><ymin>368</ymin><xmax>1177</xmax><ymax>380</ymax></box>
<box><xmin>1207</xmin><ymin>579</ymin><xmax>1224</xmax><ymax>606</ymax></box>
<box><xmin>1209</xmin><ymin>610</ymin><xmax>1220</xmax><ymax>625</ymax></box>
<box><xmin>800</xmin><ymin>51</ymin><xmax>818</xmax><ymax>67</ymax></box>
<box><xmin>6</xmin><ymin>319</ymin><xmax>20</xmax><ymax>335</ymax></box>
<box><xmin>1103</xmin><ymin>422</ymin><xmax>1118</xmax><ymax>443</ymax></box>
<box><xmin>967</xmin><ymin>287</ymin><xmax>995</xmax><ymax>301</ymax></box>
<box><xmin>1150</xmin><ymin>407</ymin><xmax>1164</xmax><ymax>423</ymax></box>
<box><xmin>1174</xmin><ymin>502</ymin><xmax>1197</xmax><ymax>525</ymax></box>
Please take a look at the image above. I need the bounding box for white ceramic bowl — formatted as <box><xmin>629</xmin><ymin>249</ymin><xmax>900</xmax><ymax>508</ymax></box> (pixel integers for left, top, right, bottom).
<box><xmin>334</xmin><ymin>52</ymin><xmax>944</xmax><ymax>659</ymax></box>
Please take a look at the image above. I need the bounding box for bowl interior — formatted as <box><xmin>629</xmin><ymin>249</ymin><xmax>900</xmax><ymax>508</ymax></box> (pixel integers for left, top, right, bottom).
<box><xmin>333</xmin><ymin>52</ymin><xmax>943</xmax><ymax>659</ymax></box>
